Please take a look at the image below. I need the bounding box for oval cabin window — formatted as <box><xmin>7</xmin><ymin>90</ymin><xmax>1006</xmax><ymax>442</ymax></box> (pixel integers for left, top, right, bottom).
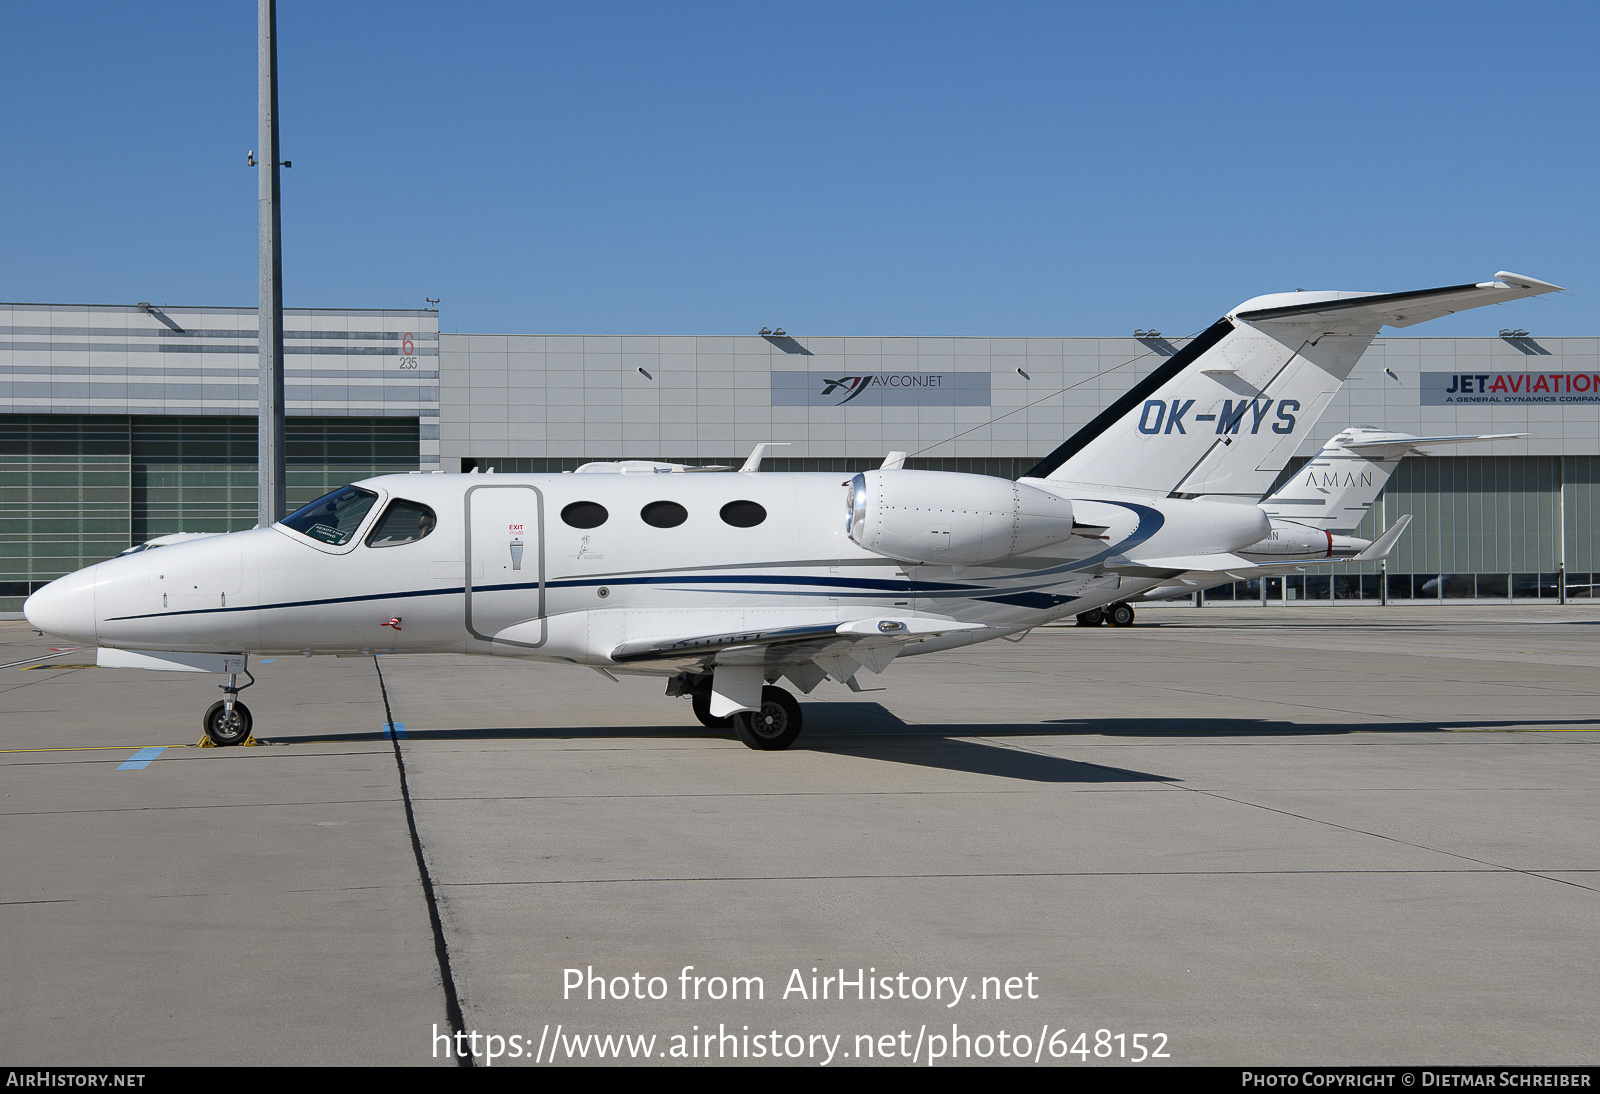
<box><xmin>719</xmin><ymin>500</ymin><xmax>767</xmax><ymax>528</ymax></box>
<box><xmin>561</xmin><ymin>501</ymin><xmax>609</xmax><ymax>529</ymax></box>
<box><xmin>640</xmin><ymin>501</ymin><xmax>688</xmax><ymax>528</ymax></box>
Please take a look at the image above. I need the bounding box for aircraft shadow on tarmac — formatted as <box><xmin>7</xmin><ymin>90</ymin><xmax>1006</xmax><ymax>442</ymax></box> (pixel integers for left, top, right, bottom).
<box><xmin>281</xmin><ymin>701</ymin><xmax>1600</xmax><ymax>784</ymax></box>
<box><xmin>279</xmin><ymin>701</ymin><xmax>1179</xmax><ymax>783</ymax></box>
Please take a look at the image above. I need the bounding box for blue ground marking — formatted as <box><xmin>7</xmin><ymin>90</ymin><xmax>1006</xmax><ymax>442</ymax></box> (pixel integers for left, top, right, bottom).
<box><xmin>259</xmin><ymin>658</ymin><xmax>275</xmax><ymax>664</ymax></box>
<box><xmin>384</xmin><ymin>722</ymin><xmax>406</xmax><ymax>739</ymax></box>
<box><xmin>116</xmin><ymin>746</ymin><xmax>167</xmax><ymax>770</ymax></box>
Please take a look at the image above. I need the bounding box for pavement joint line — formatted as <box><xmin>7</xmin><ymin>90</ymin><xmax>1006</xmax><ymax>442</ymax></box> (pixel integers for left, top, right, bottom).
<box><xmin>434</xmin><ymin>867</ymin><xmax>1600</xmax><ymax>887</ymax></box>
<box><xmin>1186</xmin><ymin>788</ymin><xmax>1600</xmax><ymax>895</ymax></box>
<box><xmin>0</xmin><ymin>784</ymin><xmax>1588</xmax><ymax>818</ymax></box>
<box><xmin>392</xmin><ymin>785</ymin><xmax>1598</xmax><ymax>802</ymax></box>
<box><xmin>2</xmin><ymin>885</ymin><xmax>412</xmax><ymax>907</ymax></box>
<box><xmin>370</xmin><ymin>653</ymin><xmax>472</xmax><ymax>1069</ymax></box>
<box><xmin>0</xmin><ymin>744</ymin><xmax>191</xmax><ymax>753</ymax></box>
<box><xmin>0</xmin><ymin>798</ymin><xmax>401</xmax><ymax>817</ymax></box>
<box><xmin>0</xmin><ymin>649</ymin><xmax>92</xmax><ymax>670</ymax></box>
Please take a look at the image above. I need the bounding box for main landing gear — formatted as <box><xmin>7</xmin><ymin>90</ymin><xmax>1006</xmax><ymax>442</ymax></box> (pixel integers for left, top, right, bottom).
<box><xmin>674</xmin><ymin>673</ymin><xmax>804</xmax><ymax>751</ymax></box>
<box><xmin>1076</xmin><ymin>603</ymin><xmax>1136</xmax><ymax>628</ymax></box>
<box><xmin>730</xmin><ymin>686</ymin><xmax>802</xmax><ymax>751</ymax></box>
<box><xmin>201</xmin><ymin>668</ymin><xmax>256</xmax><ymax>746</ymax></box>
<box><xmin>691</xmin><ymin>689</ymin><xmax>731</xmax><ymax>730</ymax></box>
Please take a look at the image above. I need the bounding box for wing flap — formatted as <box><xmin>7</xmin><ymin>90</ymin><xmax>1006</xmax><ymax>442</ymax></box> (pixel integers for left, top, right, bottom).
<box><xmin>1107</xmin><ymin>553</ymin><xmax>1256</xmax><ymax>576</ymax></box>
<box><xmin>609</xmin><ymin>616</ymin><xmax>987</xmax><ymax>668</ymax></box>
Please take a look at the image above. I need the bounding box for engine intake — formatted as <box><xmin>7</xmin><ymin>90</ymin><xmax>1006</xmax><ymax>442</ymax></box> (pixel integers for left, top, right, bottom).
<box><xmin>846</xmin><ymin>470</ymin><xmax>1077</xmax><ymax>565</ymax></box>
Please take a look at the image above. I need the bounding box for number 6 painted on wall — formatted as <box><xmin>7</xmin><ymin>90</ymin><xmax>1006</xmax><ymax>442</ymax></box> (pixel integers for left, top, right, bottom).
<box><xmin>402</xmin><ymin>333</ymin><xmax>414</xmax><ymax>355</ymax></box>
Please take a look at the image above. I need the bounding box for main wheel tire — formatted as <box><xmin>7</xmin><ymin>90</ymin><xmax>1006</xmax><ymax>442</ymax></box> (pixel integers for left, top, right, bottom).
<box><xmin>1109</xmin><ymin>602</ymin><xmax>1136</xmax><ymax>627</ymax></box>
<box><xmin>1076</xmin><ymin>609</ymin><xmax>1104</xmax><ymax>627</ymax></box>
<box><xmin>691</xmin><ymin>690</ymin><xmax>732</xmax><ymax>729</ymax></box>
<box><xmin>730</xmin><ymin>686</ymin><xmax>802</xmax><ymax>751</ymax></box>
<box><xmin>203</xmin><ymin>700</ymin><xmax>252</xmax><ymax>746</ymax></box>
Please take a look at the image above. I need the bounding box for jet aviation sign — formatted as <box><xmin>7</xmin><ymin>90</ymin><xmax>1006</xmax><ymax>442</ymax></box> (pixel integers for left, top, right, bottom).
<box><xmin>1422</xmin><ymin>371</ymin><xmax>1600</xmax><ymax>405</ymax></box>
<box><xmin>772</xmin><ymin>371</ymin><xmax>991</xmax><ymax>407</ymax></box>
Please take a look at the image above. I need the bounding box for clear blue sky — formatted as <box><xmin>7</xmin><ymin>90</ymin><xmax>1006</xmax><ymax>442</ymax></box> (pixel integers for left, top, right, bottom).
<box><xmin>2</xmin><ymin>1</ymin><xmax>1595</xmax><ymax>337</ymax></box>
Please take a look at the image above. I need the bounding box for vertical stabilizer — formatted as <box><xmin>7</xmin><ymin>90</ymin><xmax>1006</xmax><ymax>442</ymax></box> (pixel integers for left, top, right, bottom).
<box><xmin>1260</xmin><ymin>429</ymin><xmax>1528</xmax><ymax>533</ymax></box>
<box><xmin>1021</xmin><ymin>273</ymin><xmax>1561</xmax><ymax>499</ymax></box>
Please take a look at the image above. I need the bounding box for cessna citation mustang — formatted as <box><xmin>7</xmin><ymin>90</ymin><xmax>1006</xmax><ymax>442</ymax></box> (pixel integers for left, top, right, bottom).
<box><xmin>24</xmin><ymin>271</ymin><xmax>1560</xmax><ymax>750</ymax></box>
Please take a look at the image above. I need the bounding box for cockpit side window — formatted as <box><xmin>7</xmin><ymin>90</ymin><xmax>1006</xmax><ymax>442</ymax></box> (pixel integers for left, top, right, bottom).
<box><xmin>280</xmin><ymin>485</ymin><xmax>379</xmax><ymax>546</ymax></box>
<box><xmin>365</xmin><ymin>498</ymin><xmax>438</xmax><ymax>548</ymax></box>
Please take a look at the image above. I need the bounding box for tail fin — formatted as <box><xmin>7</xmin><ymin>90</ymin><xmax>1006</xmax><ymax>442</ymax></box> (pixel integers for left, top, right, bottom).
<box><xmin>1259</xmin><ymin>428</ymin><xmax>1528</xmax><ymax>533</ymax></box>
<box><xmin>1021</xmin><ymin>272</ymin><xmax>1561</xmax><ymax>498</ymax></box>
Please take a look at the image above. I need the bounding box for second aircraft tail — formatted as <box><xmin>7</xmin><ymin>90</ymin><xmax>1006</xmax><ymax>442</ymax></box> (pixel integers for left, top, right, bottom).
<box><xmin>1259</xmin><ymin>428</ymin><xmax>1528</xmax><ymax>533</ymax></box>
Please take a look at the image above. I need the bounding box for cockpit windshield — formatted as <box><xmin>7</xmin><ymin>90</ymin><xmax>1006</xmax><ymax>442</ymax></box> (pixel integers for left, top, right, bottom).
<box><xmin>280</xmin><ymin>485</ymin><xmax>379</xmax><ymax>545</ymax></box>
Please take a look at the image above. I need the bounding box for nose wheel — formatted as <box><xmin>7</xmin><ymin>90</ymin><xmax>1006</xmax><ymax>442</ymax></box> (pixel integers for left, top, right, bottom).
<box><xmin>200</xmin><ymin>668</ymin><xmax>257</xmax><ymax>746</ymax></box>
<box><xmin>203</xmin><ymin>699</ymin><xmax>253</xmax><ymax>746</ymax></box>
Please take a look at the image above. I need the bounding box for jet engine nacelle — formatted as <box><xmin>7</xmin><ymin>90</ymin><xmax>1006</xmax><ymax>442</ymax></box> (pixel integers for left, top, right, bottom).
<box><xmin>1235</xmin><ymin>517</ymin><xmax>1372</xmax><ymax>562</ymax></box>
<box><xmin>1243</xmin><ymin>518</ymin><xmax>1335</xmax><ymax>558</ymax></box>
<box><xmin>846</xmin><ymin>470</ymin><xmax>1076</xmax><ymax>565</ymax></box>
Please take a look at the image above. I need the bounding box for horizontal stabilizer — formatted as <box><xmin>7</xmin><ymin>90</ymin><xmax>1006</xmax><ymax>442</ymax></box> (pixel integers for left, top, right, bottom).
<box><xmin>1340</xmin><ymin>432</ymin><xmax>1527</xmax><ymax>457</ymax></box>
<box><xmin>1234</xmin><ymin>273</ymin><xmax>1562</xmax><ymax>329</ymax></box>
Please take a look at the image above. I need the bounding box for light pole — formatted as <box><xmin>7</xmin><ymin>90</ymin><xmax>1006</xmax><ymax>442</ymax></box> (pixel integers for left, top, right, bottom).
<box><xmin>257</xmin><ymin>0</ymin><xmax>286</xmax><ymax>526</ymax></box>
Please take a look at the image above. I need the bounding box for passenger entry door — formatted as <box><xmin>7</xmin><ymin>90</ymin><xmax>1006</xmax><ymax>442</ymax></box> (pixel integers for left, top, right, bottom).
<box><xmin>465</xmin><ymin>483</ymin><xmax>546</xmax><ymax>648</ymax></box>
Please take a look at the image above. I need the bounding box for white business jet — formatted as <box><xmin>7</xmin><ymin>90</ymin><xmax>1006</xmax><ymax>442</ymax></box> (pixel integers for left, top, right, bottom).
<box><xmin>1081</xmin><ymin>426</ymin><xmax>1527</xmax><ymax>619</ymax></box>
<box><xmin>24</xmin><ymin>272</ymin><xmax>1560</xmax><ymax>749</ymax></box>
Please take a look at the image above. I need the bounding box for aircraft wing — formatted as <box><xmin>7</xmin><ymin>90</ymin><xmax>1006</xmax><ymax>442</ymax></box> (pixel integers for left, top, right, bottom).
<box><xmin>1106</xmin><ymin>553</ymin><xmax>1257</xmax><ymax>577</ymax></box>
<box><xmin>610</xmin><ymin>616</ymin><xmax>989</xmax><ymax>689</ymax></box>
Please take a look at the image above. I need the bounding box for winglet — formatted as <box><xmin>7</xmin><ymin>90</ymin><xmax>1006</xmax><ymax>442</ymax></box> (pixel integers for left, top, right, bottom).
<box><xmin>1495</xmin><ymin>271</ymin><xmax>1563</xmax><ymax>294</ymax></box>
<box><xmin>1352</xmin><ymin>515</ymin><xmax>1412</xmax><ymax>562</ymax></box>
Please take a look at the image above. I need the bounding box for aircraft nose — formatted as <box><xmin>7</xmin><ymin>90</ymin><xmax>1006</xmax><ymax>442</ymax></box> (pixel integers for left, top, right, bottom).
<box><xmin>23</xmin><ymin>565</ymin><xmax>99</xmax><ymax>643</ymax></box>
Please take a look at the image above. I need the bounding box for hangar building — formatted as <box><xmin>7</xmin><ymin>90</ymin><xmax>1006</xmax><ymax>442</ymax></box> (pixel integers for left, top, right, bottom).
<box><xmin>3</xmin><ymin>301</ymin><xmax>1595</xmax><ymax>612</ymax></box>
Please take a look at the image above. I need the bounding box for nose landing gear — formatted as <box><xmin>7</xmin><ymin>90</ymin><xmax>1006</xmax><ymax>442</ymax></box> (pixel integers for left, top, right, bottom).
<box><xmin>200</xmin><ymin>668</ymin><xmax>257</xmax><ymax>746</ymax></box>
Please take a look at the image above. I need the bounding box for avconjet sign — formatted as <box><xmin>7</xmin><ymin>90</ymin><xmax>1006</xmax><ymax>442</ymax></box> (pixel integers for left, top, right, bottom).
<box><xmin>1422</xmin><ymin>371</ymin><xmax>1600</xmax><ymax>405</ymax></box>
<box><xmin>772</xmin><ymin>372</ymin><xmax>991</xmax><ymax>407</ymax></box>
